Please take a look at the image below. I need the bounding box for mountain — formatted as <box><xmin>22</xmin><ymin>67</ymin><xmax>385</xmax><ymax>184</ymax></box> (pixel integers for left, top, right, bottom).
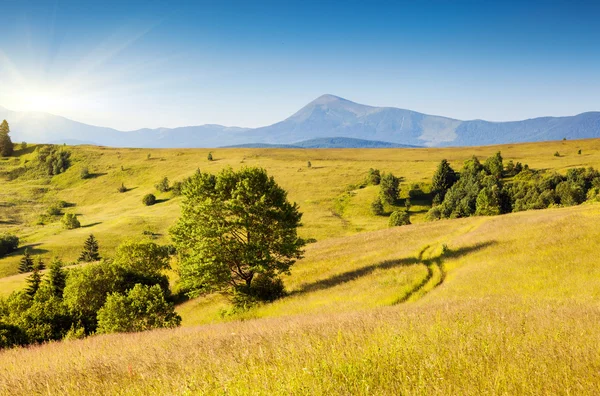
<box><xmin>224</xmin><ymin>137</ymin><xmax>418</xmax><ymax>149</ymax></box>
<box><xmin>1</xmin><ymin>95</ymin><xmax>600</xmax><ymax>148</ymax></box>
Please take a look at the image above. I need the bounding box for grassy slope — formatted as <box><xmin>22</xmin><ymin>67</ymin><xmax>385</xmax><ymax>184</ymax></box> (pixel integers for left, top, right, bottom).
<box><xmin>1</xmin><ymin>203</ymin><xmax>599</xmax><ymax>394</ymax></box>
<box><xmin>1</xmin><ymin>138</ymin><xmax>599</xmax><ymax>279</ymax></box>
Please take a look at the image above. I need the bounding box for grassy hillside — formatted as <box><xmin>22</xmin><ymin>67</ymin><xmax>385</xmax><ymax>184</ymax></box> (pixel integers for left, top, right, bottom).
<box><xmin>1</xmin><ymin>138</ymin><xmax>599</xmax><ymax>282</ymax></box>
<box><xmin>1</xmin><ymin>201</ymin><xmax>599</xmax><ymax>394</ymax></box>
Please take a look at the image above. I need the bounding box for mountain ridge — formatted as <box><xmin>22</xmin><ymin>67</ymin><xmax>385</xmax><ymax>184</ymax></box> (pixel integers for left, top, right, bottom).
<box><xmin>1</xmin><ymin>95</ymin><xmax>599</xmax><ymax>148</ymax></box>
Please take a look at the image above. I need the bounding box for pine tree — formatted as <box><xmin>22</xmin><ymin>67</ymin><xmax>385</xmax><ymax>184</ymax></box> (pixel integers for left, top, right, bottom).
<box><xmin>25</xmin><ymin>267</ymin><xmax>43</xmax><ymax>297</ymax></box>
<box><xmin>0</xmin><ymin>120</ymin><xmax>14</xmax><ymax>157</ymax></box>
<box><xmin>18</xmin><ymin>249</ymin><xmax>34</xmax><ymax>273</ymax></box>
<box><xmin>34</xmin><ymin>256</ymin><xmax>46</xmax><ymax>271</ymax></box>
<box><xmin>78</xmin><ymin>234</ymin><xmax>101</xmax><ymax>262</ymax></box>
<box><xmin>432</xmin><ymin>159</ymin><xmax>458</xmax><ymax>205</ymax></box>
<box><xmin>47</xmin><ymin>258</ymin><xmax>67</xmax><ymax>298</ymax></box>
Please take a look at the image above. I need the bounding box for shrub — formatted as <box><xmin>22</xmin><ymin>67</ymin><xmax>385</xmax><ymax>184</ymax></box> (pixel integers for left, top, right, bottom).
<box><xmin>171</xmin><ymin>181</ymin><xmax>183</xmax><ymax>196</ymax></box>
<box><xmin>367</xmin><ymin>168</ymin><xmax>381</xmax><ymax>185</ymax></box>
<box><xmin>370</xmin><ymin>197</ymin><xmax>384</xmax><ymax>215</ymax></box>
<box><xmin>307</xmin><ymin>161</ymin><xmax>312</xmax><ymax>168</ymax></box>
<box><xmin>155</xmin><ymin>177</ymin><xmax>170</xmax><ymax>192</ymax></box>
<box><xmin>117</xmin><ymin>183</ymin><xmax>127</xmax><ymax>193</ymax></box>
<box><xmin>114</xmin><ymin>240</ymin><xmax>171</xmax><ymax>274</ymax></box>
<box><xmin>232</xmin><ymin>275</ymin><xmax>286</xmax><ymax>308</ymax></box>
<box><xmin>207</xmin><ymin>152</ymin><xmax>213</xmax><ymax>161</ymax></box>
<box><xmin>61</xmin><ymin>213</ymin><xmax>80</xmax><ymax>230</ymax></box>
<box><xmin>554</xmin><ymin>151</ymin><xmax>560</xmax><ymax>157</ymax></box>
<box><xmin>80</xmin><ymin>167</ymin><xmax>90</xmax><ymax>179</ymax></box>
<box><xmin>143</xmin><ymin>194</ymin><xmax>156</xmax><ymax>206</ymax></box>
<box><xmin>0</xmin><ymin>234</ymin><xmax>19</xmax><ymax>257</ymax></box>
<box><xmin>96</xmin><ymin>284</ymin><xmax>181</xmax><ymax>334</ymax></box>
<box><xmin>380</xmin><ymin>173</ymin><xmax>400</xmax><ymax>205</ymax></box>
<box><xmin>35</xmin><ymin>145</ymin><xmax>71</xmax><ymax>175</ymax></box>
<box><xmin>578</xmin><ymin>149</ymin><xmax>582</xmax><ymax>155</ymax></box>
<box><xmin>46</xmin><ymin>203</ymin><xmax>63</xmax><ymax>216</ymax></box>
<box><xmin>389</xmin><ymin>210</ymin><xmax>411</xmax><ymax>227</ymax></box>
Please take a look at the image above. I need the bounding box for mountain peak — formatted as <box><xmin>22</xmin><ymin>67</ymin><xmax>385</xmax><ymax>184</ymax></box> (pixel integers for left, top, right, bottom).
<box><xmin>311</xmin><ymin>94</ymin><xmax>346</xmax><ymax>104</ymax></box>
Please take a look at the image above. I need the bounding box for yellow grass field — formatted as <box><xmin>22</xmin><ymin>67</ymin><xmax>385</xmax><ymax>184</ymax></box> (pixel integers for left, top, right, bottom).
<box><xmin>1</xmin><ymin>139</ymin><xmax>600</xmax><ymax>394</ymax></box>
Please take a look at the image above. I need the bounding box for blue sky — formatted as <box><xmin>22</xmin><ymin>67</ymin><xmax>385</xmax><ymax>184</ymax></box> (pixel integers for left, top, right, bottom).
<box><xmin>1</xmin><ymin>0</ymin><xmax>599</xmax><ymax>130</ymax></box>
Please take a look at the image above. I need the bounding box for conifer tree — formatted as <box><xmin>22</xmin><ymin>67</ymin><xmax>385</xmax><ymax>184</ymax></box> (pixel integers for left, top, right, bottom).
<box><xmin>47</xmin><ymin>258</ymin><xmax>67</xmax><ymax>298</ymax></box>
<box><xmin>25</xmin><ymin>267</ymin><xmax>43</xmax><ymax>297</ymax></box>
<box><xmin>432</xmin><ymin>159</ymin><xmax>458</xmax><ymax>205</ymax></box>
<box><xmin>18</xmin><ymin>249</ymin><xmax>34</xmax><ymax>273</ymax></box>
<box><xmin>0</xmin><ymin>120</ymin><xmax>14</xmax><ymax>157</ymax></box>
<box><xmin>78</xmin><ymin>234</ymin><xmax>101</xmax><ymax>262</ymax></box>
<box><xmin>34</xmin><ymin>256</ymin><xmax>46</xmax><ymax>271</ymax></box>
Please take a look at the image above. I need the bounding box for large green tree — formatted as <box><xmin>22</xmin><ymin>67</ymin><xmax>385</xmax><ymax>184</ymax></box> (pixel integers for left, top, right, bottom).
<box><xmin>170</xmin><ymin>167</ymin><xmax>305</xmax><ymax>300</ymax></box>
<box><xmin>0</xmin><ymin>120</ymin><xmax>13</xmax><ymax>157</ymax></box>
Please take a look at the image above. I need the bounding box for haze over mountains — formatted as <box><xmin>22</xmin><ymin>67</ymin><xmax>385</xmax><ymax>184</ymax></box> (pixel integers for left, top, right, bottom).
<box><xmin>1</xmin><ymin>95</ymin><xmax>599</xmax><ymax>148</ymax></box>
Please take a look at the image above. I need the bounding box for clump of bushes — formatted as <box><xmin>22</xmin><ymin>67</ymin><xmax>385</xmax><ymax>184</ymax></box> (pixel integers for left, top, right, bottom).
<box><xmin>143</xmin><ymin>194</ymin><xmax>157</xmax><ymax>206</ymax></box>
<box><xmin>0</xmin><ymin>234</ymin><xmax>19</xmax><ymax>258</ymax></box>
<box><xmin>389</xmin><ymin>210</ymin><xmax>411</xmax><ymax>227</ymax></box>
<box><xmin>61</xmin><ymin>213</ymin><xmax>80</xmax><ymax>230</ymax></box>
<box><xmin>35</xmin><ymin>145</ymin><xmax>72</xmax><ymax>176</ymax></box>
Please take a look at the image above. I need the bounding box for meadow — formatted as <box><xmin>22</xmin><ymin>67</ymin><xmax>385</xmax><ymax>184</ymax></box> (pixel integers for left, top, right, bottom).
<box><xmin>1</xmin><ymin>139</ymin><xmax>600</xmax><ymax>394</ymax></box>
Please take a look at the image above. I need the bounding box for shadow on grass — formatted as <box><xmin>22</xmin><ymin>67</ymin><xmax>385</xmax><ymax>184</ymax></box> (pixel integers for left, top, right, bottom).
<box><xmin>290</xmin><ymin>240</ymin><xmax>497</xmax><ymax>296</ymax></box>
<box><xmin>86</xmin><ymin>172</ymin><xmax>108</xmax><ymax>179</ymax></box>
<box><xmin>13</xmin><ymin>243</ymin><xmax>49</xmax><ymax>256</ymax></box>
<box><xmin>12</xmin><ymin>146</ymin><xmax>37</xmax><ymax>157</ymax></box>
<box><xmin>81</xmin><ymin>222</ymin><xmax>102</xmax><ymax>228</ymax></box>
<box><xmin>154</xmin><ymin>198</ymin><xmax>170</xmax><ymax>204</ymax></box>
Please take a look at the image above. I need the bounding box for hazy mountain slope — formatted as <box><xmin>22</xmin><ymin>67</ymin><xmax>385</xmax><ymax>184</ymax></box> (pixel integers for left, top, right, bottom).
<box><xmin>224</xmin><ymin>137</ymin><xmax>418</xmax><ymax>148</ymax></box>
<box><xmin>2</xmin><ymin>96</ymin><xmax>600</xmax><ymax>148</ymax></box>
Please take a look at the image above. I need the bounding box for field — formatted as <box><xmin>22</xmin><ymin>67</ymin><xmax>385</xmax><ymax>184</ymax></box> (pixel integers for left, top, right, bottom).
<box><xmin>1</xmin><ymin>139</ymin><xmax>600</xmax><ymax>394</ymax></box>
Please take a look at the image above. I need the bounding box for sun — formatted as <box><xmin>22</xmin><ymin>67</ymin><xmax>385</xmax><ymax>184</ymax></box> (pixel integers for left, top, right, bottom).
<box><xmin>14</xmin><ymin>88</ymin><xmax>73</xmax><ymax>114</ymax></box>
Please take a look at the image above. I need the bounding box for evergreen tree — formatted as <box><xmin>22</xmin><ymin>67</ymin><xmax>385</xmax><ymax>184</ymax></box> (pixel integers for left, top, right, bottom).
<box><xmin>78</xmin><ymin>234</ymin><xmax>101</xmax><ymax>262</ymax></box>
<box><xmin>370</xmin><ymin>197</ymin><xmax>384</xmax><ymax>215</ymax></box>
<box><xmin>0</xmin><ymin>120</ymin><xmax>14</xmax><ymax>157</ymax></box>
<box><xmin>18</xmin><ymin>249</ymin><xmax>34</xmax><ymax>274</ymax></box>
<box><xmin>25</xmin><ymin>267</ymin><xmax>43</xmax><ymax>297</ymax></box>
<box><xmin>484</xmin><ymin>152</ymin><xmax>504</xmax><ymax>178</ymax></box>
<box><xmin>431</xmin><ymin>159</ymin><xmax>458</xmax><ymax>204</ymax></box>
<box><xmin>47</xmin><ymin>258</ymin><xmax>67</xmax><ymax>298</ymax></box>
<box><xmin>34</xmin><ymin>256</ymin><xmax>46</xmax><ymax>271</ymax></box>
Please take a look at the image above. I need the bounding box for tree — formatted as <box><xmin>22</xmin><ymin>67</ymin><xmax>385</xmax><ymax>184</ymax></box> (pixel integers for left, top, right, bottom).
<box><xmin>0</xmin><ymin>234</ymin><xmax>19</xmax><ymax>257</ymax></box>
<box><xmin>18</xmin><ymin>250</ymin><xmax>34</xmax><ymax>274</ymax></box>
<box><xmin>207</xmin><ymin>152</ymin><xmax>213</xmax><ymax>161</ymax></box>
<box><xmin>142</xmin><ymin>194</ymin><xmax>156</xmax><ymax>206</ymax></box>
<box><xmin>379</xmin><ymin>173</ymin><xmax>400</xmax><ymax>205</ymax></box>
<box><xmin>431</xmin><ymin>159</ymin><xmax>458</xmax><ymax>204</ymax></box>
<box><xmin>114</xmin><ymin>240</ymin><xmax>171</xmax><ymax>274</ymax></box>
<box><xmin>118</xmin><ymin>183</ymin><xmax>127</xmax><ymax>193</ymax></box>
<box><xmin>47</xmin><ymin>258</ymin><xmax>67</xmax><ymax>298</ymax></box>
<box><xmin>25</xmin><ymin>267</ymin><xmax>43</xmax><ymax>297</ymax></box>
<box><xmin>484</xmin><ymin>152</ymin><xmax>504</xmax><ymax>178</ymax></box>
<box><xmin>96</xmin><ymin>284</ymin><xmax>181</xmax><ymax>334</ymax></box>
<box><xmin>34</xmin><ymin>256</ymin><xmax>45</xmax><ymax>271</ymax></box>
<box><xmin>170</xmin><ymin>167</ymin><xmax>304</xmax><ymax>301</ymax></box>
<box><xmin>61</xmin><ymin>213</ymin><xmax>81</xmax><ymax>229</ymax></box>
<box><xmin>80</xmin><ymin>167</ymin><xmax>90</xmax><ymax>179</ymax></box>
<box><xmin>0</xmin><ymin>120</ymin><xmax>14</xmax><ymax>157</ymax></box>
<box><xmin>307</xmin><ymin>161</ymin><xmax>311</xmax><ymax>168</ymax></box>
<box><xmin>389</xmin><ymin>210</ymin><xmax>411</xmax><ymax>227</ymax></box>
<box><xmin>79</xmin><ymin>234</ymin><xmax>101</xmax><ymax>262</ymax></box>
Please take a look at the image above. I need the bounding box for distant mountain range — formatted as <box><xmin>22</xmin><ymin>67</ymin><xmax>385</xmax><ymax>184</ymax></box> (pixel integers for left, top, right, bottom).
<box><xmin>1</xmin><ymin>95</ymin><xmax>599</xmax><ymax>148</ymax></box>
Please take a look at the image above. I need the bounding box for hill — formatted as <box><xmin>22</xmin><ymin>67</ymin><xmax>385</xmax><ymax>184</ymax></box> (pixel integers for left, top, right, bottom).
<box><xmin>2</xmin><ymin>96</ymin><xmax>600</xmax><ymax>148</ymax></box>
<box><xmin>224</xmin><ymin>137</ymin><xmax>418</xmax><ymax>149</ymax></box>
<box><xmin>1</xmin><ymin>200</ymin><xmax>599</xmax><ymax>394</ymax></box>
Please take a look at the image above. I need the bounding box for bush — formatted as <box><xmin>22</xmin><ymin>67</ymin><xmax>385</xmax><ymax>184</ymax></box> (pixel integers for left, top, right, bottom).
<box><xmin>46</xmin><ymin>203</ymin><xmax>63</xmax><ymax>216</ymax></box>
<box><xmin>80</xmin><ymin>167</ymin><xmax>90</xmax><ymax>179</ymax></box>
<box><xmin>307</xmin><ymin>161</ymin><xmax>312</xmax><ymax>168</ymax></box>
<box><xmin>389</xmin><ymin>210</ymin><xmax>411</xmax><ymax>227</ymax></box>
<box><xmin>171</xmin><ymin>181</ymin><xmax>183</xmax><ymax>196</ymax></box>
<box><xmin>207</xmin><ymin>152</ymin><xmax>213</xmax><ymax>161</ymax></box>
<box><xmin>367</xmin><ymin>168</ymin><xmax>381</xmax><ymax>185</ymax></box>
<box><xmin>370</xmin><ymin>197</ymin><xmax>384</xmax><ymax>215</ymax></box>
<box><xmin>0</xmin><ymin>234</ymin><xmax>19</xmax><ymax>257</ymax></box>
<box><xmin>380</xmin><ymin>173</ymin><xmax>400</xmax><ymax>205</ymax></box>
<box><xmin>142</xmin><ymin>194</ymin><xmax>156</xmax><ymax>206</ymax></box>
<box><xmin>35</xmin><ymin>145</ymin><xmax>71</xmax><ymax>175</ymax></box>
<box><xmin>61</xmin><ymin>213</ymin><xmax>80</xmax><ymax>230</ymax></box>
<box><xmin>96</xmin><ymin>284</ymin><xmax>181</xmax><ymax>334</ymax></box>
<box><xmin>554</xmin><ymin>151</ymin><xmax>560</xmax><ymax>157</ymax></box>
<box><xmin>155</xmin><ymin>177</ymin><xmax>170</xmax><ymax>192</ymax></box>
<box><xmin>117</xmin><ymin>183</ymin><xmax>127</xmax><ymax>193</ymax></box>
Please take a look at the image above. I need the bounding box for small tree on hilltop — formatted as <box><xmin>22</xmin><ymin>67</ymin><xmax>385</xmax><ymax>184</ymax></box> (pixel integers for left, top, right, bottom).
<box><xmin>0</xmin><ymin>120</ymin><xmax>14</xmax><ymax>157</ymax></box>
<box><xmin>170</xmin><ymin>167</ymin><xmax>305</xmax><ymax>304</ymax></box>
<box><xmin>79</xmin><ymin>234</ymin><xmax>101</xmax><ymax>262</ymax></box>
<box><xmin>18</xmin><ymin>249</ymin><xmax>34</xmax><ymax>273</ymax></box>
